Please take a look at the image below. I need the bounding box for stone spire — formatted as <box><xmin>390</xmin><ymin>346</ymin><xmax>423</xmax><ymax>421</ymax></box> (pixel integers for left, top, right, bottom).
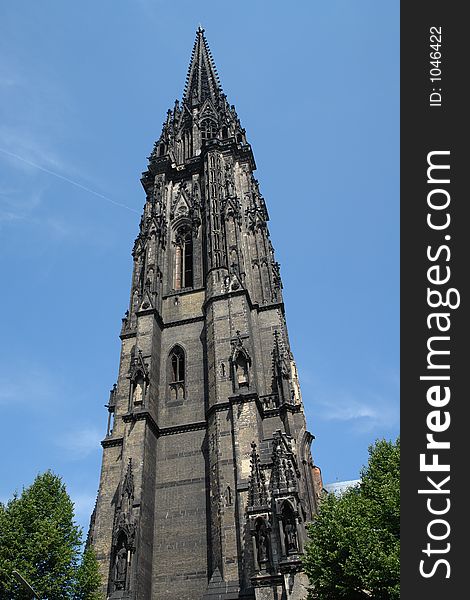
<box><xmin>90</xmin><ymin>27</ymin><xmax>320</xmax><ymax>600</ymax></box>
<box><xmin>148</xmin><ymin>28</ymin><xmax>249</xmax><ymax>166</ymax></box>
<box><xmin>183</xmin><ymin>26</ymin><xmax>222</xmax><ymax>106</ymax></box>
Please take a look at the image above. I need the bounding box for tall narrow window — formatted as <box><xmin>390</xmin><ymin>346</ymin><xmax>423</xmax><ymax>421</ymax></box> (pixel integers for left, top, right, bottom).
<box><xmin>184</xmin><ymin>232</ymin><xmax>193</xmax><ymax>287</ymax></box>
<box><xmin>174</xmin><ymin>228</ymin><xmax>193</xmax><ymax>290</ymax></box>
<box><xmin>139</xmin><ymin>250</ymin><xmax>146</xmax><ymax>295</ymax></box>
<box><xmin>169</xmin><ymin>345</ymin><xmax>185</xmax><ymax>400</ymax></box>
<box><xmin>175</xmin><ymin>243</ymin><xmax>182</xmax><ymax>290</ymax></box>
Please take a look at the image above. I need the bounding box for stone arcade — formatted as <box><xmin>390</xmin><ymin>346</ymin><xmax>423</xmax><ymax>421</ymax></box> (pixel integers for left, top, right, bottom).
<box><xmin>88</xmin><ymin>28</ymin><xmax>322</xmax><ymax>600</ymax></box>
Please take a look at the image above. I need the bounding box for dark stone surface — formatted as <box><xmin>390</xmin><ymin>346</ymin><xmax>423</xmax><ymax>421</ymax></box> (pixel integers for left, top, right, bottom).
<box><xmin>90</xmin><ymin>28</ymin><xmax>319</xmax><ymax>600</ymax></box>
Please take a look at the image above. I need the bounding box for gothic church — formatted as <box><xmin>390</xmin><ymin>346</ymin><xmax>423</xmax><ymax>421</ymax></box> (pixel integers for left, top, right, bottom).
<box><xmin>89</xmin><ymin>28</ymin><xmax>322</xmax><ymax>600</ymax></box>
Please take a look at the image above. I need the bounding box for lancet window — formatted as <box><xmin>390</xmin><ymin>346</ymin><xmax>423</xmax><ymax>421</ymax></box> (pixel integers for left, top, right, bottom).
<box><xmin>169</xmin><ymin>345</ymin><xmax>185</xmax><ymax>400</ymax></box>
<box><xmin>174</xmin><ymin>228</ymin><xmax>193</xmax><ymax>290</ymax></box>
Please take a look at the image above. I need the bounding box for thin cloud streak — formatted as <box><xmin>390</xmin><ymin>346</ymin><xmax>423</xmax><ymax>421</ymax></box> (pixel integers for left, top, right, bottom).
<box><xmin>0</xmin><ymin>147</ymin><xmax>139</xmax><ymax>214</ymax></box>
<box><xmin>0</xmin><ymin>187</ymin><xmax>44</xmax><ymax>223</ymax></box>
<box><xmin>300</xmin><ymin>367</ymin><xmax>399</xmax><ymax>433</ymax></box>
<box><xmin>314</xmin><ymin>393</ymin><xmax>398</xmax><ymax>433</ymax></box>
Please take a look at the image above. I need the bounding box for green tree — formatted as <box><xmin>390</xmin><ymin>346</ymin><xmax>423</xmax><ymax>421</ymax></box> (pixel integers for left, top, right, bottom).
<box><xmin>302</xmin><ymin>438</ymin><xmax>400</xmax><ymax>600</ymax></box>
<box><xmin>74</xmin><ymin>546</ymin><xmax>102</xmax><ymax>600</ymax></box>
<box><xmin>0</xmin><ymin>471</ymin><xmax>101</xmax><ymax>600</ymax></box>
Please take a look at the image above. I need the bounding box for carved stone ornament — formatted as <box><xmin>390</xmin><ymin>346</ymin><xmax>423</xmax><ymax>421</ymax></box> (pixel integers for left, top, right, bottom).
<box><xmin>248</xmin><ymin>442</ymin><xmax>269</xmax><ymax>508</ymax></box>
<box><xmin>128</xmin><ymin>347</ymin><xmax>150</xmax><ymax>385</ymax></box>
<box><xmin>271</xmin><ymin>432</ymin><xmax>299</xmax><ymax>496</ymax></box>
<box><xmin>111</xmin><ymin>459</ymin><xmax>138</xmax><ymax>593</ymax></box>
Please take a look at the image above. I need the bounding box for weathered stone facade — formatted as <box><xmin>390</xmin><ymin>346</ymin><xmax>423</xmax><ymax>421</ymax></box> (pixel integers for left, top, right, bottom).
<box><xmin>89</xmin><ymin>28</ymin><xmax>321</xmax><ymax>600</ymax></box>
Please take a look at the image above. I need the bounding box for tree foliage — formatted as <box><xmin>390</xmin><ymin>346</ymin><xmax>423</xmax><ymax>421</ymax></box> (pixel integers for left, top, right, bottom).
<box><xmin>74</xmin><ymin>546</ymin><xmax>102</xmax><ymax>600</ymax></box>
<box><xmin>0</xmin><ymin>471</ymin><xmax>101</xmax><ymax>600</ymax></box>
<box><xmin>303</xmin><ymin>438</ymin><xmax>400</xmax><ymax>600</ymax></box>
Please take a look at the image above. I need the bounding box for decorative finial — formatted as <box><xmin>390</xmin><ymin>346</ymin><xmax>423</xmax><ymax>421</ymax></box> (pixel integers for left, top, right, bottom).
<box><xmin>197</xmin><ymin>24</ymin><xmax>205</xmax><ymax>34</ymax></box>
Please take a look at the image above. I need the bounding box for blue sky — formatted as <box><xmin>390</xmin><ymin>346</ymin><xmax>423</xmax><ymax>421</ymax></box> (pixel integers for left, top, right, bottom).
<box><xmin>0</xmin><ymin>1</ymin><xmax>399</xmax><ymax>534</ymax></box>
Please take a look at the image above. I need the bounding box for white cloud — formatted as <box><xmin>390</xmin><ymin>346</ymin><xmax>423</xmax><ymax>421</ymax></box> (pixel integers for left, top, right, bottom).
<box><xmin>320</xmin><ymin>393</ymin><xmax>396</xmax><ymax>425</ymax></box>
<box><xmin>315</xmin><ymin>391</ymin><xmax>398</xmax><ymax>433</ymax></box>
<box><xmin>0</xmin><ymin>186</ymin><xmax>44</xmax><ymax>224</ymax></box>
<box><xmin>57</xmin><ymin>427</ymin><xmax>103</xmax><ymax>459</ymax></box>
<box><xmin>319</xmin><ymin>395</ymin><xmax>377</xmax><ymax>420</ymax></box>
<box><xmin>0</xmin><ymin>74</ymin><xmax>21</xmax><ymax>88</ymax></box>
<box><xmin>0</xmin><ymin>55</ymin><xmax>137</xmax><ymax>216</ymax></box>
<box><xmin>71</xmin><ymin>491</ymin><xmax>97</xmax><ymax>521</ymax></box>
<box><xmin>299</xmin><ymin>366</ymin><xmax>399</xmax><ymax>434</ymax></box>
<box><xmin>0</xmin><ymin>127</ymin><xmax>68</xmax><ymax>174</ymax></box>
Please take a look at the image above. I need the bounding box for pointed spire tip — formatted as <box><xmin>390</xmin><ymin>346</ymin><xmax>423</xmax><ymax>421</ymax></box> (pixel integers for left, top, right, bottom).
<box><xmin>183</xmin><ymin>26</ymin><xmax>222</xmax><ymax>104</ymax></box>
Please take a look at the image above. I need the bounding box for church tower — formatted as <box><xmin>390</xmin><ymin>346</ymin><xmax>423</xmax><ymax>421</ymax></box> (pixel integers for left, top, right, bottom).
<box><xmin>89</xmin><ymin>28</ymin><xmax>321</xmax><ymax>600</ymax></box>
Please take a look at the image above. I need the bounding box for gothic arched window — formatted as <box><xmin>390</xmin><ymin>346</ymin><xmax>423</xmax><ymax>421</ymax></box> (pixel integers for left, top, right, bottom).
<box><xmin>139</xmin><ymin>249</ymin><xmax>147</xmax><ymax>295</ymax></box>
<box><xmin>201</xmin><ymin>119</ymin><xmax>217</xmax><ymax>142</ymax></box>
<box><xmin>169</xmin><ymin>345</ymin><xmax>185</xmax><ymax>400</ymax></box>
<box><xmin>174</xmin><ymin>228</ymin><xmax>193</xmax><ymax>290</ymax></box>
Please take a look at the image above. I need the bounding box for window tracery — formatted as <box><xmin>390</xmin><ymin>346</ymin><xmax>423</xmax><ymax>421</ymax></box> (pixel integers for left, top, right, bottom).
<box><xmin>169</xmin><ymin>345</ymin><xmax>185</xmax><ymax>400</ymax></box>
<box><xmin>201</xmin><ymin>118</ymin><xmax>217</xmax><ymax>142</ymax></box>
<box><xmin>174</xmin><ymin>228</ymin><xmax>193</xmax><ymax>289</ymax></box>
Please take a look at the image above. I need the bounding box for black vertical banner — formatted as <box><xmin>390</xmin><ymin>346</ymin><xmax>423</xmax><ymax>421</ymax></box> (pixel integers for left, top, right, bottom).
<box><xmin>401</xmin><ymin>3</ymin><xmax>467</xmax><ymax>599</ymax></box>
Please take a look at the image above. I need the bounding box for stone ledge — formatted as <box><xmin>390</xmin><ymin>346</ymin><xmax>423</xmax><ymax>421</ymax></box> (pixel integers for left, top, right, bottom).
<box><xmin>101</xmin><ymin>436</ymin><xmax>124</xmax><ymax>448</ymax></box>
